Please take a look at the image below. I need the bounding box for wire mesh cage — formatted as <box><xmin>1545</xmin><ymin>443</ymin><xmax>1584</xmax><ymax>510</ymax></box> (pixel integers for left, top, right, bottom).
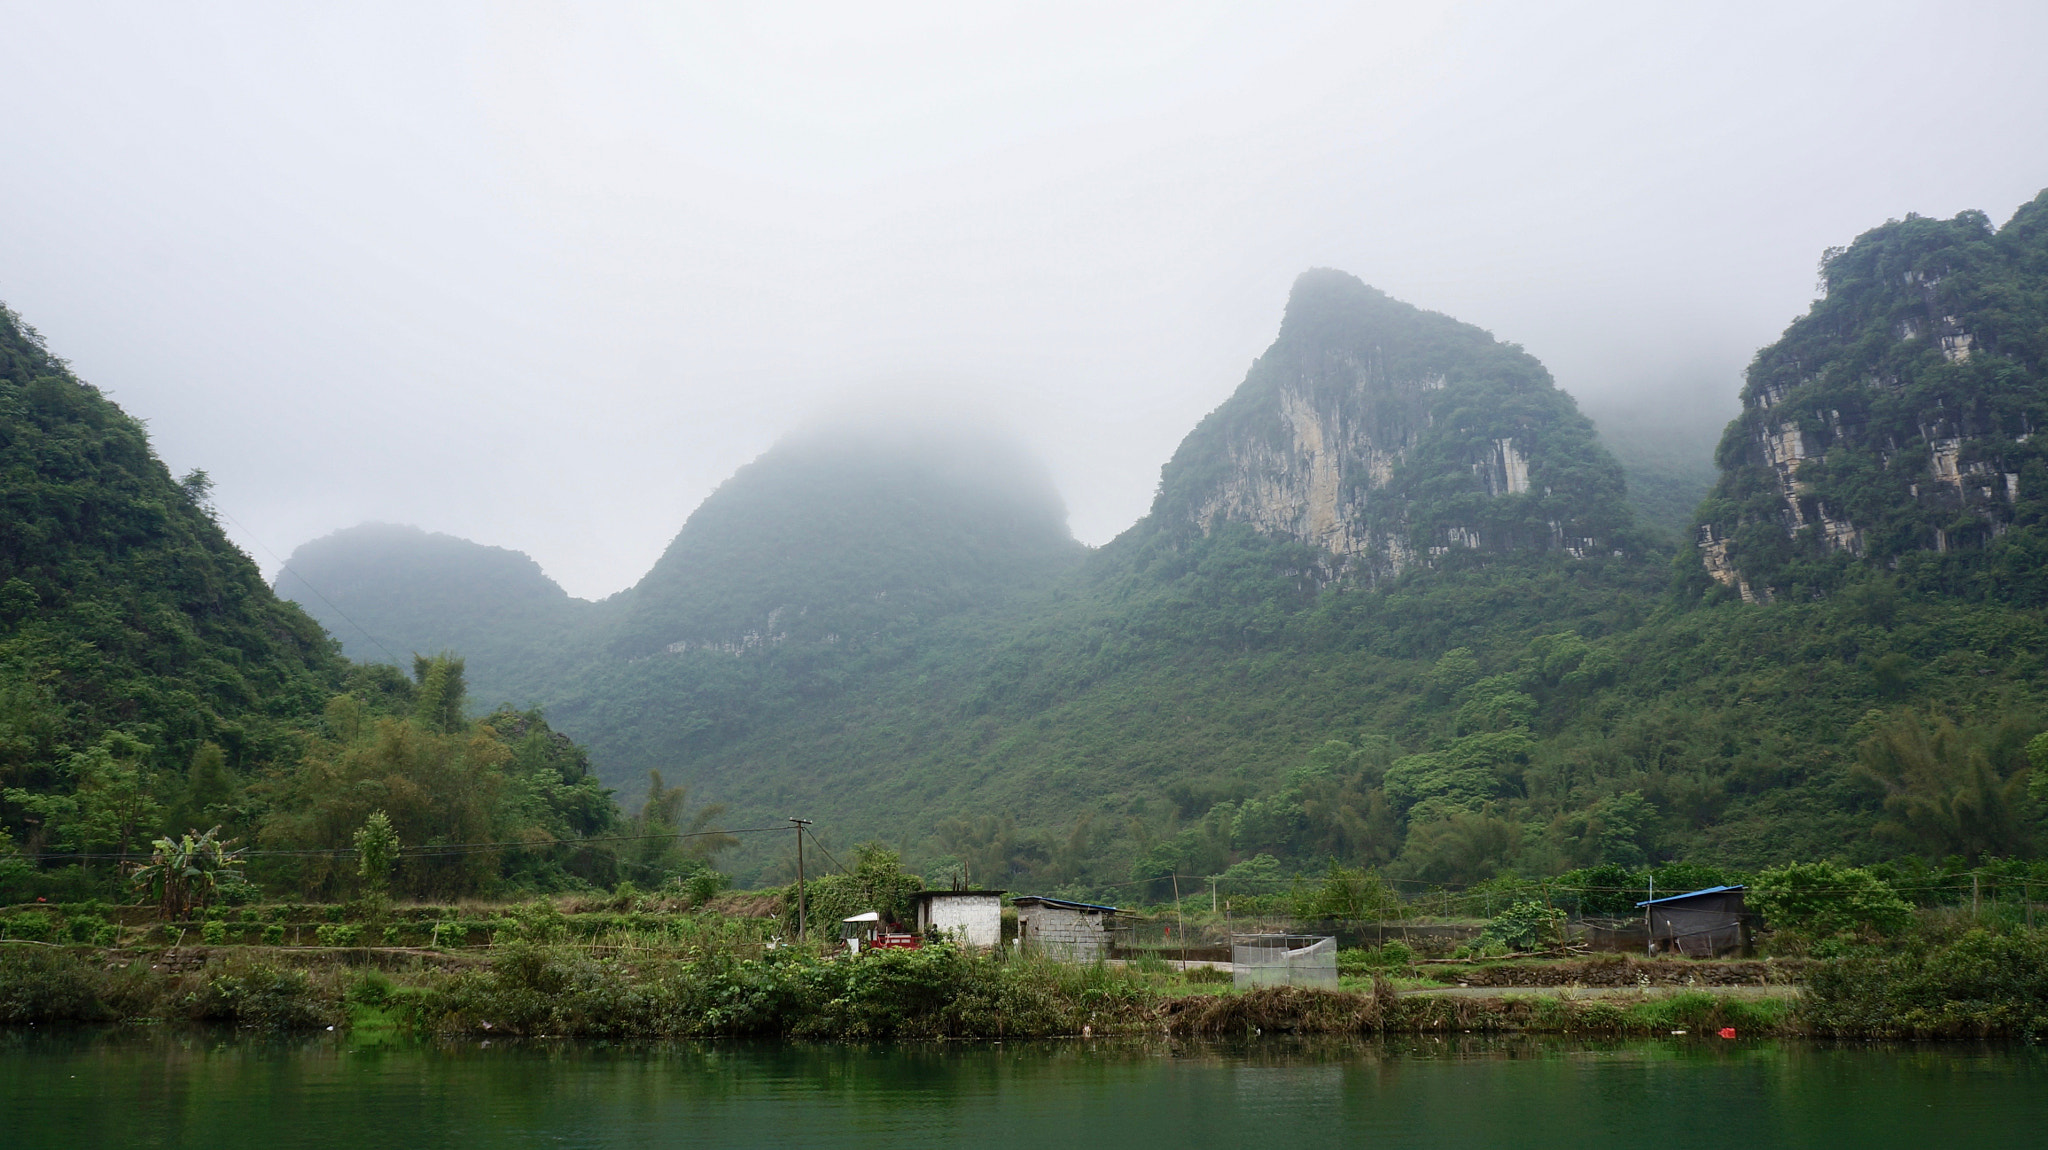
<box><xmin>1231</xmin><ymin>934</ymin><xmax>1338</xmax><ymax>989</ymax></box>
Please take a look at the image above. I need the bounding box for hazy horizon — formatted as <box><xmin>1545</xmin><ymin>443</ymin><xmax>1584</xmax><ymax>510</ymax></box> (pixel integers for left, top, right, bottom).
<box><xmin>4</xmin><ymin>2</ymin><xmax>2045</xmax><ymax>598</ymax></box>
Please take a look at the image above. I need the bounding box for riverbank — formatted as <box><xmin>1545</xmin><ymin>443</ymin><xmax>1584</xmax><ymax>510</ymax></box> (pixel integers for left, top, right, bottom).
<box><xmin>7</xmin><ymin>928</ymin><xmax>2043</xmax><ymax>1041</ymax></box>
<box><xmin>0</xmin><ymin>939</ymin><xmax>1792</xmax><ymax>1040</ymax></box>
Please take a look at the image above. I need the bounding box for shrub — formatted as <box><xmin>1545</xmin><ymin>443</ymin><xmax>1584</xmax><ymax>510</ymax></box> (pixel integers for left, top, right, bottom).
<box><xmin>1183</xmin><ymin>964</ymin><xmax>1233</xmax><ymax>984</ymax></box>
<box><xmin>382</xmin><ymin>924</ymin><xmax>406</xmax><ymax>946</ymax></box>
<box><xmin>1804</xmin><ymin>928</ymin><xmax>2048</xmax><ymax>1039</ymax></box>
<box><xmin>0</xmin><ymin>948</ymin><xmax>113</xmax><ymax>1023</ymax></box>
<box><xmin>194</xmin><ymin>963</ymin><xmax>331</xmax><ymax>1029</ymax></box>
<box><xmin>201</xmin><ymin>920</ymin><xmax>228</xmax><ymax>945</ymax></box>
<box><xmin>314</xmin><ymin>923</ymin><xmax>361</xmax><ymax>947</ymax></box>
<box><xmin>1480</xmin><ymin>900</ymin><xmax>1564</xmax><ymax>951</ymax></box>
<box><xmin>2</xmin><ymin>913</ymin><xmax>57</xmax><ymax>942</ymax></box>
<box><xmin>262</xmin><ymin>924</ymin><xmax>286</xmax><ymax>946</ymax></box>
<box><xmin>1751</xmin><ymin>862</ymin><xmax>1912</xmax><ymax>947</ymax></box>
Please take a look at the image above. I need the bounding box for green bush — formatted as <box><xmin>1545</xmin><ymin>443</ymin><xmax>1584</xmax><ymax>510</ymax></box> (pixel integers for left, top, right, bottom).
<box><xmin>194</xmin><ymin>963</ymin><xmax>331</xmax><ymax>1029</ymax></box>
<box><xmin>4</xmin><ymin>913</ymin><xmax>57</xmax><ymax>943</ymax></box>
<box><xmin>1480</xmin><ymin>900</ymin><xmax>1563</xmax><ymax>951</ymax></box>
<box><xmin>262</xmin><ymin>924</ymin><xmax>286</xmax><ymax>946</ymax></box>
<box><xmin>1751</xmin><ymin>862</ymin><xmax>1913</xmax><ymax>947</ymax></box>
<box><xmin>201</xmin><ymin>920</ymin><xmax>228</xmax><ymax>945</ymax></box>
<box><xmin>0</xmin><ymin>949</ymin><xmax>114</xmax><ymax>1023</ymax></box>
<box><xmin>383</xmin><ymin>924</ymin><xmax>406</xmax><ymax>946</ymax></box>
<box><xmin>1337</xmin><ymin>941</ymin><xmax>1414</xmax><ymax>976</ymax></box>
<box><xmin>66</xmin><ymin>915</ymin><xmax>112</xmax><ymax>944</ymax></box>
<box><xmin>1804</xmin><ymin>928</ymin><xmax>2048</xmax><ymax>1039</ymax></box>
<box><xmin>314</xmin><ymin>923</ymin><xmax>361</xmax><ymax>947</ymax></box>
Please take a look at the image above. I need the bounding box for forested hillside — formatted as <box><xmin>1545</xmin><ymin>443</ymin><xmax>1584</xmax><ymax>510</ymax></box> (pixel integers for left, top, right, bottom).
<box><xmin>276</xmin><ymin>523</ymin><xmax>609</xmax><ymax>710</ymax></box>
<box><xmin>0</xmin><ymin>303</ymin><xmax>342</xmax><ymax>816</ymax></box>
<box><xmin>0</xmin><ymin>305</ymin><xmax>650</xmax><ymax>903</ymax></box>
<box><xmin>271</xmin><ymin>194</ymin><xmax>2048</xmax><ymax>893</ymax></box>
<box><xmin>1696</xmin><ymin>192</ymin><xmax>2048</xmax><ymax>603</ymax></box>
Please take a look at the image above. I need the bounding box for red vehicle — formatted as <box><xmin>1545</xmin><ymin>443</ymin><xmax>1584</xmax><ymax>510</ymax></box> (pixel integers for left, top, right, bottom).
<box><xmin>871</xmin><ymin>933</ymin><xmax>922</xmax><ymax>950</ymax></box>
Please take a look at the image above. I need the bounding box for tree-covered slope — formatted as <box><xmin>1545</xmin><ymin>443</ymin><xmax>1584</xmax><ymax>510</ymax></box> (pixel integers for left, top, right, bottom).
<box><xmin>0</xmin><ymin>303</ymin><xmax>343</xmax><ymax>795</ymax></box>
<box><xmin>276</xmin><ymin>523</ymin><xmax>607</xmax><ymax>711</ymax></box>
<box><xmin>256</xmin><ymin>220</ymin><xmax>2048</xmax><ymax>891</ymax></box>
<box><xmin>1695</xmin><ymin>190</ymin><xmax>2048</xmax><ymax>603</ymax></box>
<box><xmin>613</xmin><ymin>417</ymin><xmax>1083</xmax><ymax>659</ymax></box>
<box><xmin>510</xmin><ymin>417</ymin><xmax>1088</xmax><ymax>809</ymax></box>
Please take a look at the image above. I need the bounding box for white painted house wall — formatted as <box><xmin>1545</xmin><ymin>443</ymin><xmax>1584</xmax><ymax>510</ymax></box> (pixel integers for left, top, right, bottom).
<box><xmin>918</xmin><ymin>893</ymin><xmax>1002</xmax><ymax>948</ymax></box>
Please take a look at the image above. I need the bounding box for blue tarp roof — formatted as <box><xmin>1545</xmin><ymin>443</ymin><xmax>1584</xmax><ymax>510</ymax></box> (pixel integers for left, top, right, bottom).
<box><xmin>1636</xmin><ymin>884</ymin><xmax>1745</xmax><ymax>908</ymax></box>
<box><xmin>1010</xmin><ymin>895</ymin><xmax>1121</xmax><ymax>913</ymax></box>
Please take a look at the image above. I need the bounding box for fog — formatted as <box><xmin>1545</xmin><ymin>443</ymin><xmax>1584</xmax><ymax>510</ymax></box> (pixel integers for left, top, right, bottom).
<box><xmin>2</xmin><ymin>1</ymin><xmax>2044</xmax><ymax>599</ymax></box>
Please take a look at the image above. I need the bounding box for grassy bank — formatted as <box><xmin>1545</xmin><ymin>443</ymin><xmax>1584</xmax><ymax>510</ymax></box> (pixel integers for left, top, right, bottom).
<box><xmin>0</xmin><ymin>940</ymin><xmax>1820</xmax><ymax>1042</ymax></box>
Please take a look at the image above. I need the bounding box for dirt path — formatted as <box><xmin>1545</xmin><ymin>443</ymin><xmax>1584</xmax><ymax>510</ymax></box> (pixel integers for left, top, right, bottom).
<box><xmin>1401</xmin><ymin>984</ymin><xmax>1801</xmax><ymax>1000</ymax></box>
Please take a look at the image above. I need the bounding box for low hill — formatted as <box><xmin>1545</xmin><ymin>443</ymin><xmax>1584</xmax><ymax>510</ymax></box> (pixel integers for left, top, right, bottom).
<box><xmin>276</xmin><ymin>523</ymin><xmax>607</xmax><ymax>710</ymax></box>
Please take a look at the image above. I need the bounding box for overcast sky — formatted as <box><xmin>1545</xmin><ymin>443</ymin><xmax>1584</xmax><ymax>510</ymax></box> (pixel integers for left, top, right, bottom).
<box><xmin>3</xmin><ymin>2</ymin><xmax>2045</xmax><ymax>599</ymax></box>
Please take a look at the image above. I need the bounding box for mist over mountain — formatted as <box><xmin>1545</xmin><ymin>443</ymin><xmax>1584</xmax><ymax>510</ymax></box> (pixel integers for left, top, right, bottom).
<box><xmin>615</xmin><ymin>414</ymin><xmax>1083</xmax><ymax>660</ymax></box>
<box><xmin>1149</xmin><ymin>269</ymin><xmax>1640</xmax><ymax>576</ymax></box>
<box><xmin>264</xmin><ymin>220</ymin><xmax>2048</xmax><ymax>886</ymax></box>
<box><xmin>276</xmin><ymin>523</ymin><xmax>606</xmax><ymax>710</ymax></box>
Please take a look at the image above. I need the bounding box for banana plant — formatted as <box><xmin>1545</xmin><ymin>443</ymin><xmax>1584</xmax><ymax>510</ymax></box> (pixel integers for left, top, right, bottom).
<box><xmin>131</xmin><ymin>826</ymin><xmax>246</xmax><ymax>920</ymax></box>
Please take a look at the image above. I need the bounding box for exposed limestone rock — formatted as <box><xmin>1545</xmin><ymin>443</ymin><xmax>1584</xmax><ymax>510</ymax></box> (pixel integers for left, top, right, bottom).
<box><xmin>1150</xmin><ymin>269</ymin><xmax>1633</xmax><ymax>578</ymax></box>
<box><xmin>1692</xmin><ymin>192</ymin><xmax>2048</xmax><ymax>598</ymax></box>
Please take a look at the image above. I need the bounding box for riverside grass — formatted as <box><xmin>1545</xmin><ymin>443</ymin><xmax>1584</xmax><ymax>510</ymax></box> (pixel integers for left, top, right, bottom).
<box><xmin>0</xmin><ymin>940</ymin><xmax>1811</xmax><ymax>1042</ymax></box>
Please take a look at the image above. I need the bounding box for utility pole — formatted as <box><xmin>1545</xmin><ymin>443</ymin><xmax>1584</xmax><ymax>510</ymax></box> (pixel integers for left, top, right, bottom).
<box><xmin>1644</xmin><ymin>875</ymin><xmax>1654</xmax><ymax>957</ymax></box>
<box><xmin>789</xmin><ymin>817</ymin><xmax>812</xmax><ymax>942</ymax></box>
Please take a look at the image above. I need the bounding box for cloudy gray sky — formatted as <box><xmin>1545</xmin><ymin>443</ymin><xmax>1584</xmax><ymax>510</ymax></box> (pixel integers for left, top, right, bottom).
<box><xmin>3</xmin><ymin>1</ymin><xmax>2044</xmax><ymax>598</ymax></box>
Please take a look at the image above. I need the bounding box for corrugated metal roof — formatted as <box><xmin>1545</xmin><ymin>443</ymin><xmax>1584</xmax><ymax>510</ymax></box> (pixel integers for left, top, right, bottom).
<box><xmin>1010</xmin><ymin>895</ymin><xmax>1120</xmax><ymax>913</ymax></box>
<box><xmin>1636</xmin><ymin>884</ymin><xmax>1746</xmax><ymax>908</ymax></box>
<box><xmin>911</xmin><ymin>890</ymin><xmax>1007</xmax><ymax>898</ymax></box>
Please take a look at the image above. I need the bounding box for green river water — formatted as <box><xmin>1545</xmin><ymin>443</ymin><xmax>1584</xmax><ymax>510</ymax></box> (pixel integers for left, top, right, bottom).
<box><xmin>2</xmin><ymin>1031</ymin><xmax>2041</xmax><ymax>1148</ymax></box>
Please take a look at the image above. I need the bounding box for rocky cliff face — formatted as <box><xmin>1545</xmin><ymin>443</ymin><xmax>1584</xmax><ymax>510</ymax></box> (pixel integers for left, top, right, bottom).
<box><xmin>1694</xmin><ymin>191</ymin><xmax>2048</xmax><ymax>602</ymax></box>
<box><xmin>1149</xmin><ymin>269</ymin><xmax>1634</xmax><ymax>580</ymax></box>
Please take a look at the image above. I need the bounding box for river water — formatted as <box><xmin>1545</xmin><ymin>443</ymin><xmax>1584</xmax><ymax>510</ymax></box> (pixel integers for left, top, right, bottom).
<box><xmin>3</xmin><ymin>1030</ymin><xmax>2041</xmax><ymax>1148</ymax></box>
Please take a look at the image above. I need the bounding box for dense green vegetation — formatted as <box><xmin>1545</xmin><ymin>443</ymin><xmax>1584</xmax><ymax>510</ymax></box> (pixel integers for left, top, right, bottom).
<box><xmin>0</xmin><ymin>305</ymin><xmax>654</xmax><ymax>905</ymax></box>
<box><xmin>275</xmin><ymin>524</ymin><xmax>608</xmax><ymax>709</ymax></box>
<box><xmin>265</xmin><ymin>202</ymin><xmax>2048</xmax><ymax>895</ymax></box>
<box><xmin>1697</xmin><ymin>190</ymin><xmax>2048</xmax><ymax>601</ymax></box>
<box><xmin>0</xmin><ymin>303</ymin><xmax>342</xmax><ymax>812</ymax></box>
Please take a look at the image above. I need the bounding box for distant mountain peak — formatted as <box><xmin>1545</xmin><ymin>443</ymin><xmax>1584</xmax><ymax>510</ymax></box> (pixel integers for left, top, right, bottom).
<box><xmin>1147</xmin><ymin>268</ymin><xmax>1635</xmax><ymax>579</ymax></box>
<box><xmin>1693</xmin><ymin>189</ymin><xmax>2048</xmax><ymax>603</ymax></box>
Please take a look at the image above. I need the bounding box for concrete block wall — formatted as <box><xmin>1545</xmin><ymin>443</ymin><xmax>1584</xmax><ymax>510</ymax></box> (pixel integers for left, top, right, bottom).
<box><xmin>1018</xmin><ymin>906</ymin><xmax>1112</xmax><ymax>961</ymax></box>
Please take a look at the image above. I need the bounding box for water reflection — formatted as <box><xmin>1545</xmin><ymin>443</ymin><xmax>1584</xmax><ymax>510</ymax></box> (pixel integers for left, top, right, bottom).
<box><xmin>2</xmin><ymin>1029</ymin><xmax>2039</xmax><ymax>1149</ymax></box>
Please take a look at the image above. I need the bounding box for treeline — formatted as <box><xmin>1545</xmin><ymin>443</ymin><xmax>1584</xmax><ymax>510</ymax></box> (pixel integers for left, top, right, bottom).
<box><xmin>3</xmin><ymin>653</ymin><xmax>730</xmax><ymax>904</ymax></box>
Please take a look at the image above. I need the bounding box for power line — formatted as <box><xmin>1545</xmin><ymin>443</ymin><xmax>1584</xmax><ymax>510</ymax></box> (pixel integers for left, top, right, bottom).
<box><xmin>213</xmin><ymin>504</ymin><xmax>404</xmax><ymax>666</ymax></box>
<box><xmin>23</xmin><ymin>825</ymin><xmax>789</xmax><ymax>864</ymax></box>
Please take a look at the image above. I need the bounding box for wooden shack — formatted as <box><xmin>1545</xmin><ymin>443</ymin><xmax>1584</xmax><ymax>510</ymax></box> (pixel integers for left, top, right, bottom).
<box><xmin>911</xmin><ymin>889</ymin><xmax>1005</xmax><ymax>949</ymax></box>
<box><xmin>1012</xmin><ymin>895</ymin><xmax>1120</xmax><ymax>961</ymax></box>
<box><xmin>1637</xmin><ymin>884</ymin><xmax>1750</xmax><ymax>957</ymax></box>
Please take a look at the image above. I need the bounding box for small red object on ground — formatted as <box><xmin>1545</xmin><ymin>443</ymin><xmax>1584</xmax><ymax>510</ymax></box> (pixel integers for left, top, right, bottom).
<box><xmin>1718</xmin><ymin>1027</ymin><xmax>1737</xmax><ymax>1039</ymax></box>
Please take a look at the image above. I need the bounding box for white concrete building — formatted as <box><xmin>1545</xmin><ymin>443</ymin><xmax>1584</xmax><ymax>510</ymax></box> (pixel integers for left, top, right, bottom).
<box><xmin>912</xmin><ymin>889</ymin><xmax>1005</xmax><ymax>949</ymax></box>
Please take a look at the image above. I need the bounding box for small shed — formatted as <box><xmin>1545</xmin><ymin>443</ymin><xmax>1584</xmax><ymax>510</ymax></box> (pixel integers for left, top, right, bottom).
<box><xmin>911</xmin><ymin>889</ymin><xmax>1006</xmax><ymax>949</ymax></box>
<box><xmin>1637</xmin><ymin>884</ymin><xmax>1750</xmax><ymax>957</ymax></box>
<box><xmin>840</xmin><ymin>911</ymin><xmax>881</xmax><ymax>955</ymax></box>
<box><xmin>1012</xmin><ymin>895</ymin><xmax>1120</xmax><ymax>962</ymax></box>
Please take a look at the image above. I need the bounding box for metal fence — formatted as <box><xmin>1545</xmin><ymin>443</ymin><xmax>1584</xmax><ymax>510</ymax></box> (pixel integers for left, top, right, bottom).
<box><xmin>1231</xmin><ymin>933</ymin><xmax>1338</xmax><ymax>989</ymax></box>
